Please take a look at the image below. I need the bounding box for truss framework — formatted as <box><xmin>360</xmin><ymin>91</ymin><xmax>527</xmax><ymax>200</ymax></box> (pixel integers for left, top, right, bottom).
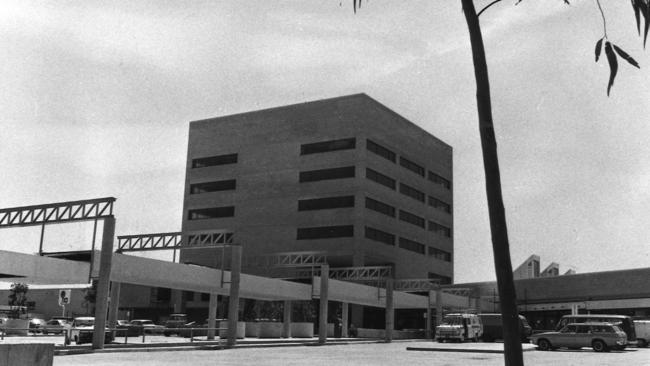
<box><xmin>0</xmin><ymin>197</ymin><xmax>115</xmax><ymax>228</ymax></box>
<box><xmin>393</xmin><ymin>279</ymin><xmax>441</xmax><ymax>292</ymax></box>
<box><xmin>117</xmin><ymin>230</ymin><xmax>234</xmax><ymax>252</ymax></box>
<box><xmin>243</xmin><ymin>251</ymin><xmax>328</xmax><ymax>269</ymax></box>
<box><xmin>328</xmin><ymin>266</ymin><xmax>392</xmax><ymax>281</ymax></box>
<box><xmin>441</xmin><ymin>287</ymin><xmax>472</xmax><ymax>297</ymax></box>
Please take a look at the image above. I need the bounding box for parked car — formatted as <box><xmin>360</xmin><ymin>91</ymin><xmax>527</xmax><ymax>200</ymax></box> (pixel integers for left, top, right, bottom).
<box><xmin>479</xmin><ymin>313</ymin><xmax>532</xmax><ymax>342</ymax></box>
<box><xmin>555</xmin><ymin>314</ymin><xmax>636</xmax><ymax>342</ymax></box>
<box><xmin>129</xmin><ymin>319</ymin><xmax>164</xmax><ymax>334</ymax></box>
<box><xmin>68</xmin><ymin>317</ymin><xmax>114</xmax><ymax>345</ymax></box>
<box><xmin>178</xmin><ymin>320</ymin><xmax>208</xmax><ymax>338</ymax></box>
<box><xmin>42</xmin><ymin>319</ymin><xmax>71</xmax><ymax>335</ymax></box>
<box><xmin>435</xmin><ymin>313</ymin><xmax>483</xmax><ymax>342</ymax></box>
<box><xmin>634</xmin><ymin>320</ymin><xmax>650</xmax><ymax>348</ymax></box>
<box><xmin>163</xmin><ymin>313</ymin><xmax>188</xmax><ymax>336</ymax></box>
<box><xmin>29</xmin><ymin>318</ymin><xmax>46</xmax><ymax>334</ymax></box>
<box><xmin>114</xmin><ymin>320</ymin><xmax>139</xmax><ymax>337</ymax></box>
<box><xmin>530</xmin><ymin>322</ymin><xmax>627</xmax><ymax>352</ymax></box>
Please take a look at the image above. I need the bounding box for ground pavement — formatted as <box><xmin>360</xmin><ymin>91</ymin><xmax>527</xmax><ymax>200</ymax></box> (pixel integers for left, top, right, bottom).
<box><xmin>50</xmin><ymin>341</ymin><xmax>650</xmax><ymax>366</ymax></box>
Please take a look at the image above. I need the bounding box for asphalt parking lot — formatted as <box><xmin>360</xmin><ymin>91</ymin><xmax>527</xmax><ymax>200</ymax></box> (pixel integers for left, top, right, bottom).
<box><xmin>48</xmin><ymin>341</ymin><xmax>650</xmax><ymax>366</ymax></box>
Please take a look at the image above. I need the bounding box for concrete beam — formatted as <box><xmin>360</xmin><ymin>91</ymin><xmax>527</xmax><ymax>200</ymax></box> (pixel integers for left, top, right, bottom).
<box><xmin>109</xmin><ymin>253</ymin><xmax>312</xmax><ymax>301</ymax></box>
<box><xmin>0</xmin><ymin>250</ymin><xmax>90</xmax><ymax>284</ymax></box>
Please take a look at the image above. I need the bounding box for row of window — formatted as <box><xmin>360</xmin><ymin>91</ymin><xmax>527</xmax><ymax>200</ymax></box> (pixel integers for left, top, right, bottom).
<box><xmin>366</xmin><ymin>139</ymin><xmax>451</xmax><ymax>190</ymax></box>
<box><xmin>294</xmin><ymin>225</ymin><xmax>451</xmax><ymax>261</ymax></box>
<box><xmin>366</xmin><ymin>168</ymin><xmax>451</xmax><ymax>215</ymax></box>
<box><xmin>187</xmin><ymin>198</ymin><xmax>450</xmax><ymax>240</ymax></box>
<box><xmin>364</xmin><ymin>226</ymin><xmax>452</xmax><ymax>261</ymax></box>
<box><xmin>188</xmin><ymin>166</ymin><xmax>450</xmax><ymax>216</ymax></box>
<box><xmin>189</xmin><ymin>139</ymin><xmax>449</xmax><ymax>186</ymax></box>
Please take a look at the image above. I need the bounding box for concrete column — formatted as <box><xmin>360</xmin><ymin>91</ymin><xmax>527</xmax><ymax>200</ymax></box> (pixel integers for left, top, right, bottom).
<box><xmin>207</xmin><ymin>292</ymin><xmax>218</xmax><ymax>340</ymax></box>
<box><xmin>92</xmin><ymin>216</ymin><xmax>115</xmax><ymax>349</ymax></box>
<box><xmin>350</xmin><ymin>256</ymin><xmax>364</xmax><ymax>328</ymax></box>
<box><xmin>425</xmin><ymin>290</ymin><xmax>432</xmax><ymax>339</ymax></box>
<box><xmin>107</xmin><ymin>281</ymin><xmax>121</xmax><ymax>338</ymax></box>
<box><xmin>282</xmin><ymin>300</ymin><xmax>292</xmax><ymax>338</ymax></box>
<box><xmin>384</xmin><ymin>278</ymin><xmax>394</xmax><ymax>343</ymax></box>
<box><xmin>341</xmin><ymin>302</ymin><xmax>349</xmax><ymax>338</ymax></box>
<box><xmin>227</xmin><ymin>245</ymin><xmax>242</xmax><ymax>347</ymax></box>
<box><xmin>318</xmin><ymin>264</ymin><xmax>329</xmax><ymax>344</ymax></box>
<box><xmin>436</xmin><ymin>289</ymin><xmax>443</xmax><ymax>328</ymax></box>
<box><xmin>171</xmin><ymin>290</ymin><xmax>185</xmax><ymax>314</ymax></box>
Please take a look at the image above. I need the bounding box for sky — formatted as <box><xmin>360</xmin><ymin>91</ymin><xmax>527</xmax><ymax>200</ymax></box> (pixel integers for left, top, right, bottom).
<box><xmin>0</xmin><ymin>0</ymin><xmax>648</xmax><ymax>285</ymax></box>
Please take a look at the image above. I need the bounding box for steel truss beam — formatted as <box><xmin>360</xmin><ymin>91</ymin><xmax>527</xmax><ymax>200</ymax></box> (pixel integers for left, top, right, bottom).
<box><xmin>0</xmin><ymin>197</ymin><xmax>115</xmax><ymax>228</ymax></box>
<box><xmin>117</xmin><ymin>230</ymin><xmax>234</xmax><ymax>252</ymax></box>
<box><xmin>251</xmin><ymin>265</ymin><xmax>393</xmax><ymax>283</ymax></box>
<box><xmin>328</xmin><ymin>266</ymin><xmax>392</xmax><ymax>281</ymax></box>
<box><xmin>243</xmin><ymin>251</ymin><xmax>328</xmax><ymax>269</ymax></box>
<box><xmin>441</xmin><ymin>287</ymin><xmax>472</xmax><ymax>297</ymax></box>
<box><xmin>393</xmin><ymin>279</ymin><xmax>441</xmax><ymax>292</ymax></box>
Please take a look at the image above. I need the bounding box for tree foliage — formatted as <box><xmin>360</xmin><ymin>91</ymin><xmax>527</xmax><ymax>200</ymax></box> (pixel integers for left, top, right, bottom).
<box><xmin>8</xmin><ymin>282</ymin><xmax>29</xmax><ymax>307</ymax></box>
<box><xmin>349</xmin><ymin>0</ymin><xmax>647</xmax><ymax>95</ymax></box>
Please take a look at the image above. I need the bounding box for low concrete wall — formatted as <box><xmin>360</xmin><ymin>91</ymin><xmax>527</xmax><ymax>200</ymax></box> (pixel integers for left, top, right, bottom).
<box><xmin>290</xmin><ymin>322</ymin><xmax>314</xmax><ymax>338</ymax></box>
<box><xmin>357</xmin><ymin>328</ymin><xmax>425</xmax><ymax>339</ymax></box>
<box><xmin>245</xmin><ymin>322</ymin><xmax>260</xmax><ymax>337</ymax></box>
<box><xmin>3</xmin><ymin>319</ymin><xmax>29</xmax><ymax>336</ymax></box>
<box><xmin>258</xmin><ymin>322</ymin><xmax>282</xmax><ymax>338</ymax></box>
<box><xmin>326</xmin><ymin>323</ymin><xmax>334</xmax><ymax>337</ymax></box>
<box><xmin>218</xmin><ymin>321</ymin><xmax>245</xmax><ymax>339</ymax></box>
<box><xmin>0</xmin><ymin>343</ymin><xmax>53</xmax><ymax>366</ymax></box>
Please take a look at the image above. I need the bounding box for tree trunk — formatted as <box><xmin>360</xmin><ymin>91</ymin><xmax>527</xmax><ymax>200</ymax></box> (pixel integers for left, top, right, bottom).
<box><xmin>460</xmin><ymin>1</ymin><xmax>524</xmax><ymax>365</ymax></box>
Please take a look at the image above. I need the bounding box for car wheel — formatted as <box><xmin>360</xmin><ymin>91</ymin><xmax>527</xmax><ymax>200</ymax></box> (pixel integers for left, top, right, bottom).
<box><xmin>637</xmin><ymin>339</ymin><xmax>647</xmax><ymax>348</ymax></box>
<box><xmin>537</xmin><ymin>339</ymin><xmax>551</xmax><ymax>351</ymax></box>
<box><xmin>592</xmin><ymin>339</ymin><xmax>608</xmax><ymax>352</ymax></box>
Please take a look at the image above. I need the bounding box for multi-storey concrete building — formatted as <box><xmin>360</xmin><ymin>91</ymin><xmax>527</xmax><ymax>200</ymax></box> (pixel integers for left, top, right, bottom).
<box><xmin>180</xmin><ymin>94</ymin><xmax>453</xmax><ymax>283</ymax></box>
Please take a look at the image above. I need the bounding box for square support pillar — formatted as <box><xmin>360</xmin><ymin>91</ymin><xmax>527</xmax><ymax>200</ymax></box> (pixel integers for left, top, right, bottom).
<box><xmin>207</xmin><ymin>293</ymin><xmax>218</xmax><ymax>340</ymax></box>
<box><xmin>92</xmin><ymin>216</ymin><xmax>115</xmax><ymax>349</ymax></box>
<box><xmin>107</xmin><ymin>281</ymin><xmax>121</xmax><ymax>339</ymax></box>
<box><xmin>341</xmin><ymin>302</ymin><xmax>349</xmax><ymax>338</ymax></box>
<box><xmin>384</xmin><ymin>278</ymin><xmax>394</xmax><ymax>343</ymax></box>
<box><xmin>282</xmin><ymin>300</ymin><xmax>292</xmax><ymax>338</ymax></box>
<box><xmin>227</xmin><ymin>245</ymin><xmax>242</xmax><ymax>347</ymax></box>
<box><xmin>425</xmin><ymin>290</ymin><xmax>432</xmax><ymax>339</ymax></box>
<box><xmin>318</xmin><ymin>264</ymin><xmax>329</xmax><ymax>345</ymax></box>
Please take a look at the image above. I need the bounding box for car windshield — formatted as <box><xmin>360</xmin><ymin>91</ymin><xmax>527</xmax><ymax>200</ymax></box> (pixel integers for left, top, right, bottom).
<box><xmin>141</xmin><ymin>321</ymin><xmax>154</xmax><ymax>325</ymax></box>
<box><xmin>75</xmin><ymin>319</ymin><xmax>94</xmax><ymax>327</ymax></box>
<box><xmin>441</xmin><ymin>316</ymin><xmax>463</xmax><ymax>326</ymax></box>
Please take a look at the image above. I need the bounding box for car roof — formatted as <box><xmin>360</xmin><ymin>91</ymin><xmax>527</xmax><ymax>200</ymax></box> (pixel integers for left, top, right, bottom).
<box><xmin>74</xmin><ymin>317</ymin><xmax>95</xmax><ymax>320</ymax></box>
<box><xmin>562</xmin><ymin>314</ymin><xmax>629</xmax><ymax>319</ymax></box>
<box><xmin>567</xmin><ymin>322</ymin><xmax>615</xmax><ymax>326</ymax></box>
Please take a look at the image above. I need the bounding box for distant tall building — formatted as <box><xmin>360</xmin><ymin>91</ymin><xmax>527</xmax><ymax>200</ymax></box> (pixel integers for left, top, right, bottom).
<box><xmin>540</xmin><ymin>262</ymin><xmax>560</xmax><ymax>277</ymax></box>
<box><xmin>513</xmin><ymin>255</ymin><xmax>566</xmax><ymax>279</ymax></box>
<box><xmin>180</xmin><ymin>94</ymin><xmax>453</xmax><ymax>283</ymax></box>
<box><xmin>513</xmin><ymin>255</ymin><xmax>540</xmax><ymax>280</ymax></box>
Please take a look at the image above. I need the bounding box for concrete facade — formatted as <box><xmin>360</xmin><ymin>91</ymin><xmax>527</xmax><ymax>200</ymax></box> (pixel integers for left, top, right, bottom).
<box><xmin>449</xmin><ymin>266</ymin><xmax>650</xmax><ymax>330</ymax></box>
<box><xmin>180</xmin><ymin>94</ymin><xmax>453</xmax><ymax>282</ymax></box>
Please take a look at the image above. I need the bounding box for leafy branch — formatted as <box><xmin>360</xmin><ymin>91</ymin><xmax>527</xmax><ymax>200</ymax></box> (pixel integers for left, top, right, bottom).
<box><xmin>594</xmin><ymin>0</ymin><xmax>642</xmax><ymax>95</ymax></box>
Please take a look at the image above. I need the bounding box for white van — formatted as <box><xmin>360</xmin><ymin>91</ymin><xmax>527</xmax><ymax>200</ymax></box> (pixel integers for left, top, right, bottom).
<box><xmin>435</xmin><ymin>313</ymin><xmax>483</xmax><ymax>342</ymax></box>
<box><xmin>634</xmin><ymin>320</ymin><xmax>650</xmax><ymax>348</ymax></box>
